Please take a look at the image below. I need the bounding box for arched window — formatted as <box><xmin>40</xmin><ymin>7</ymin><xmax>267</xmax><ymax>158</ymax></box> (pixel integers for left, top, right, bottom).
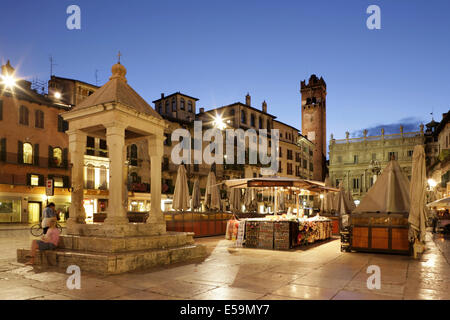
<box><xmin>23</xmin><ymin>143</ymin><xmax>33</xmax><ymax>164</ymax></box>
<box><xmin>99</xmin><ymin>165</ymin><xmax>108</xmax><ymax>190</ymax></box>
<box><xmin>171</xmin><ymin>99</ymin><xmax>176</xmax><ymax>112</ymax></box>
<box><xmin>53</xmin><ymin>147</ymin><xmax>62</xmax><ymax>167</ymax></box>
<box><xmin>35</xmin><ymin>110</ymin><xmax>44</xmax><ymax>128</ymax></box>
<box><xmin>85</xmin><ymin>164</ymin><xmax>95</xmax><ymax>189</ymax></box>
<box><xmin>180</xmin><ymin>98</ymin><xmax>185</xmax><ymax>110</ymax></box>
<box><xmin>250</xmin><ymin>114</ymin><xmax>255</xmax><ymax>127</ymax></box>
<box><xmin>187</xmin><ymin>101</ymin><xmax>193</xmax><ymax>112</ymax></box>
<box><xmin>128</xmin><ymin>144</ymin><xmax>138</xmax><ymax>166</ymax></box>
<box><xmin>241</xmin><ymin>110</ymin><xmax>246</xmax><ymax>124</ymax></box>
<box><xmin>19</xmin><ymin>106</ymin><xmax>29</xmax><ymax>126</ymax></box>
<box><xmin>165</xmin><ymin>100</ymin><xmax>170</xmax><ymax>114</ymax></box>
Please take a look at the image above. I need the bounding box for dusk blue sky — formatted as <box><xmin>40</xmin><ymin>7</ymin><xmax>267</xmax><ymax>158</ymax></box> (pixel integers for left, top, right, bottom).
<box><xmin>1</xmin><ymin>0</ymin><xmax>449</xmax><ymax>140</ymax></box>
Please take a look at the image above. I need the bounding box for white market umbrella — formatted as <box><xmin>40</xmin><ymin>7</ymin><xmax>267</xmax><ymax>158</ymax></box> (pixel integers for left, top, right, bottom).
<box><xmin>229</xmin><ymin>188</ymin><xmax>242</xmax><ymax>212</ymax></box>
<box><xmin>172</xmin><ymin>164</ymin><xmax>190</xmax><ymax>211</ymax></box>
<box><xmin>205</xmin><ymin>170</ymin><xmax>221</xmax><ymax>210</ymax></box>
<box><xmin>191</xmin><ymin>179</ymin><xmax>201</xmax><ymax>211</ymax></box>
<box><xmin>353</xmin><ymin>159</ymin><xmax>410</xmax><ymax>214</ymax></box>
<box><xmin>408</xmin><ymin>145</ymin><xmax>428</xmax><ymax>242</ymax></box>
<box><xmin>427</xmin><ymin>196</ymin><xmax>450</xmax><ymax>208</ymax></box>
<box><xmin>244</xmin><ymin>188</ymin><xmax>257</xmax><ymax>212</ymax></box>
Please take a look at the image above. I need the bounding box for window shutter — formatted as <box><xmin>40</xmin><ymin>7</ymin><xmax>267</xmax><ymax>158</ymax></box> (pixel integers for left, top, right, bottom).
<box><xmin>26</xmin><ymin>173</ymin><xmax>31</xmax><ymax>185</ymax></box>
<box><xmin>48</xmin><ymin>146</ymin><xmax>53</xmax><ymax>167</ymax></box>
<box><xmin>17</xmin><ymin>141</ymin><xmax>23</xmax><ymax>164</ymax></box>
<box><xmin>34</xmin><ymin>144</ymin><xmax>39</xmax><ymax>166</ymax></box>
<box><xmin>63</xmin><ymin>175</ymin><xmax>70</xmax><ymax>188</ymax></box>
<box><xmin>0</xmin><ymin>138</ymin><xmax>6</xmax><ymax>161</ymax></box>
<box><xmin>0</xmin><ymin>100</ymin><xmax>3</xmax><ymax>121</ymax></box>
<box><xmin>62</xmin><ymin>148</ymin><xmax>68</xmax><ymax>168</ymax></box>
<box><xmin>38</xmin><ymin>174</ymin><xmax>45</xmax><ymax>186</ymax></box>
<box><xmin>58</xmin><ymin>115</ymin><xmax>62</xmax><ymax>132</ymax></box>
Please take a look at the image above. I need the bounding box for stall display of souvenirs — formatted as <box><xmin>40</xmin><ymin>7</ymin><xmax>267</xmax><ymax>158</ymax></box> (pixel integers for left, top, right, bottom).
<box><xmin>227</xmin><ymin>215</ymin><xmax>332</xmax><ymax>251</ymax></box>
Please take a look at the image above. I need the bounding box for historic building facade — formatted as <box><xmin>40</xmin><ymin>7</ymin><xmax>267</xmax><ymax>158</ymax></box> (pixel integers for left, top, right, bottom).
<box><xmin>301</xmin><ymin>75</ymin><xmax>327</xmax><ymax>181</ymax></box>
<box><xmin>0</xmin><ymin>61</ymin><xmax>71</xmax><ymax>223</ymax></box>
<box><xmin>328</xmin><ymin>126</ymin><xmax>425</xmax><ymax>201</ymax></box>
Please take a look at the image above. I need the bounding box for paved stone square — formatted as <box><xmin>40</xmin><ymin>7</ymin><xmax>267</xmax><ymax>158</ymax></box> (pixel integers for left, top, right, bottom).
<box><xmin>0</xmin><ymin>228</ymin><xmax>449</xmax><ymax>300</ymax></box>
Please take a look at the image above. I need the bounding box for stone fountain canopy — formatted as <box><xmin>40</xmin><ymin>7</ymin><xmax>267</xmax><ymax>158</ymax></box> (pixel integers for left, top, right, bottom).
<box><xmin>19</xmin><ymin>61</ymin><xmax>207</xmax><ymax>274</ymax></box>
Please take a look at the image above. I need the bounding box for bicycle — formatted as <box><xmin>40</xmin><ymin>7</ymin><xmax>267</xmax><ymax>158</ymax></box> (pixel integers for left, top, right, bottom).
<box><xmin>30</xmin><ymin>222</ymin><xmax>63</xmax><ymax>237</ymax></box>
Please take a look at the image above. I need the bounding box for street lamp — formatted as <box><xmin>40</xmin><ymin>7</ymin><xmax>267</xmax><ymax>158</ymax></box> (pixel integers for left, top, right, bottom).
<box><xmin>1</xmin><ymin>74</ymin><xmax>16</xmax><ymax>88</ymax></box>
<box><xmin>213</xmin><ymin>114</ymin><xmax>226</xmax><ymax>130</ymax></box>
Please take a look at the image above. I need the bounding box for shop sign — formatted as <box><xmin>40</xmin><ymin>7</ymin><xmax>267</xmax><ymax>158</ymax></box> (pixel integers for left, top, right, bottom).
<box><xmin>46</xmin><ymin>179</ymin><xmax>54</xmax><ymax>196</ymax></box>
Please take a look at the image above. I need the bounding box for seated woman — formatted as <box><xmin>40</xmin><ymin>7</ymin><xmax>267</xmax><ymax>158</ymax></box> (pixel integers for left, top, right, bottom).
<box><xmin>26</xmin><ymin>219</ymin><xmax>60</xmax><ymax>265</ymax></box>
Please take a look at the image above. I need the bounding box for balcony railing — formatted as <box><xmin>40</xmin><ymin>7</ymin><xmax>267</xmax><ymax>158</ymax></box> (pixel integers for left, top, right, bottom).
<box><xmin>0</xmin><ymin>152</ymin><xmax>69</xmax><ymax>169</ymax></box>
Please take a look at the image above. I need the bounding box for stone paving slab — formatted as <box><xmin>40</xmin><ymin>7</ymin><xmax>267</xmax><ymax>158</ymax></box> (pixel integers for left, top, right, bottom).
<box><xmin>0</xmin><ymin>229</ymin><xmax>449</xmax><ymax>300</ymax></box>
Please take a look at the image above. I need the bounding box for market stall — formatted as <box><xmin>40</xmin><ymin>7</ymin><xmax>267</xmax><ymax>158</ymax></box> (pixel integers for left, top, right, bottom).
<box><xmin>344</xmin><ymin>159</ymin><xmax>412</xmax><ymax>255</ymax></box>
<box><xmin>224</xmin><ymin>177</ymin><xmax>337</xmax><ymax>250</ymax></box>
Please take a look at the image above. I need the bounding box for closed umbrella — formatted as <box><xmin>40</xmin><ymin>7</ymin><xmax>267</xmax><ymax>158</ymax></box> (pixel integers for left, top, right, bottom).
<box><xmin>229</xmin><ymin>188</ymin><xmax>242</xmax><ymax>212</ymax></box>
<box><xmin>205</xmin><ymin>170</ymin><xmax>221</xmax><ymax>210</ymax></box>
<box><xmin>408</xmin><ymin>145</ymin><xmax>428</xmax><ymax>243</ymax></box>
<box><xmin>172</xmin><ymin>164</ymin><xmax>189</xmax><ymax>211</ymax></box>
<box><xmin>191</xmin><ymin>179</ymin><xmax>201</xmax><ymax>211</ymax></box>
<box><xmin>244</xmin><ymin>188</ymin><xmax>257</xmax><ymax>212</ymax></box>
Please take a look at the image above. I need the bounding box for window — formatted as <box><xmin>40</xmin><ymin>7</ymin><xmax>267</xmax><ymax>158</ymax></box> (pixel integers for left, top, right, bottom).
<box><xmin>86</xmin><ymin>136</ymin><xmax>95</xmax><ymax>155</ymax></box>
<box><xmin>259</xmin><ymin>117</ymin><xmax>263</xmax><ymax>129</ymax></box>
<box><xmin>23</xmin><ymin>143</ymin><xmax>33</xmax><ymax>164</ymax></box>
<box><xmin>279</xmin><ymin>147</ymin><xmax>282</xmax><ymax>158</ymax></box>
<box><xmin>127</xmin><ymin>144</ymin><xmax>138</xmax><ymax>166</ymax></box>
<box><xmin>19</xmin><ymin>105</ymin><xmax>29</xmax><ymax>125</ymax></box>
<box><xmin>407</xmin><ymin>150</ymin><xmax>413</xmax><ymax>157</ymax></box>
<box><xmin>171</xmin><ymin>99</ymin><xmax>176</xmax><ymax>112</ymax></box>
<box><xmin>278</xmin><ymin>161</ymin><xmax>282</xmax><ymax>173</ymax></box>
<box><xmin>250</xmin><ymin>114</ymin><xmax>255</xmax><ymax>127</ymax></box>
<box><xmin>164</xmin><ymin>133</ymin><xmax>172</xmax><ymax>146</ymax></box>
<box><xmin>287</xmin><ymin>149</ymin><xmax>293</xmax><ymax>160</ymax></box>
<box><xmin>0</xmin><ymin>138</ymin><xmax>5</xmax><ymax>161</ymax></box>
<box><xmin>187</xmin><ymin>101</ymin><xmax>193</xmax><ymax>112</ymax></box>
<box><xmin>241</xmin><ymin>110</ymin><xmax>246</xmax><ymax>124</ymax></box>
<box><xmin>352</xmin><ymin>178</ymin><xmax>360</xmax><ymax>190</ymax></box>
<box><xmin>53</xmin><ymin>148</ymin><xmax>62</xmax><ymax>167</ymax></box>
<box><xmin>180</xmin><ymin>98</ymin><xmax>185</xmax><ymax>110</ymax></box>
<box><xmin>99</xmin><ymin>166</ymin><xmax>108</xmax><ymax>190</ymax></box>
<box><xmin>388</xmin><ymin>151</ymin><xmax>398</xmax><ymax>161</ymax></box>
<box><xmin>85</xmin><ymin>165</ymin><xmax>95</xmax><ymax>189</ymax></box>
<box><xmin>54</xmin><ymin>176</ymin><xmax>64</xmax><ymax>188</ymax></box>
<box><xmin>296</xmin><ymin>165</ymin><xmax>301</xmax><ymax>177</ymax></box>
<box><xmin>99</xmin><ymin>139</ymin><xmax>108</xmax><ymax>157</ymax></box>
<box><xmin>30</xmin><ymin>175</ymin><xmax>39</xmax><ymax>186</ymax></box>
<box><xmin>157</xmin><ymin>103</ymin><xmax>162</xmax><ymax>114</ymax></box>
<box><xmin>165</xmin><ymin>100</ymin><xmax>170</xmax><ymax>114</ymax></box>
<box><xmin>303</xmin><ymin>159</ymin><xmax>307</xmax><ymax>169</ymax></box>
<box><xmin>0</xmin><ymin>100</ymin><xmax>3</xmax><ymax>120</ymax></box>
<box><xmin>309</xmin><ymin>162</ymin><xmax>313</xmax><ymax>172</ymax></box>
<box><xmin>296</xmin><ymin>152</ymin><xmax>301</xmax><ymax>162</ymax></box>
<box><xmin>353</xmin><ymin>155</ymin><xmax>358</xmax><ymax>164</ymax></box>
<box><xmin>287</xmin><ymin>163</ymin><xmax>293</xmax><ymax>175</ymax></box>
<box><xmin>35</xmin><ymin>110</ymin><xmax>44</xmax><ymax>128</ymax></box>
<box><xmin>57</xmin><ymin>115</ymin><xmax>68</xmax><ymax>132</ymax></box>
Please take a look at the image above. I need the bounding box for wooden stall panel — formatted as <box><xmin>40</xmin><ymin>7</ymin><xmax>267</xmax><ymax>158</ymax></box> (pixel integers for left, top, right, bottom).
<box><xmin>391</xmin><ymin>228</ymin><xmax>410</xmax><ymax>251</ymax></box>
<box><xmin>352</xmin><ymin>227</ymin><xmax>369</xmax><ymax>248</ymax></box>
<box><xmin>371</xmin><ymin>227</ymin><xmax>389</xmax><ymax>249</ymax></box>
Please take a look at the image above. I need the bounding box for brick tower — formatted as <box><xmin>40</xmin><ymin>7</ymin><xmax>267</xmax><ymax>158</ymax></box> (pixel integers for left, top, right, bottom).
<box><xmin>300</xmin><ymin>75</ymin><xmax>327</xmax><ymax>181</ymax></box>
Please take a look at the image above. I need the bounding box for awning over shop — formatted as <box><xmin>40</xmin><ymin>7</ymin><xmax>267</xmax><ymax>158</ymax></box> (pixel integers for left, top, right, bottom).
<box><xmin>427</xmin><ymin>196</ymin><xmax>450</xmax><ymax>208</ymax></box>
<box><xmin>223</xmin><ymin>177</ymin><xmax>339</xmax><ymax>193</ymax></box>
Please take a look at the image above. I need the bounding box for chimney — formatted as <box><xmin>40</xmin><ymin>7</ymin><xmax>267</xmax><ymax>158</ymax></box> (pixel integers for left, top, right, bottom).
<box><xmin>262</xmin><ymin>100</ymin><xmax>267</xmax><ymax>113</ymax></box>
<box><xmin>199</xmin><ymin>108</ymin><xmax>204</xmax><ymax>113</ymax></box>
<box><xmin>245</xmin><ymin>93</ymin><xmax>251</xmax><ymax>106</ymax></box>
<box><xmin>161</xmin><ymin>93</ymin><xmax>164</xmax><ymax>99</ymax></box>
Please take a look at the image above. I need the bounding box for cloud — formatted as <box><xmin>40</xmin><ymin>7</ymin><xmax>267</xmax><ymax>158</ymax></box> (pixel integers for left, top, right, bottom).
<box><xmin>350</xmin><ymin>117</ymin><xmax>425</xmax><ymax>138</ymax></box>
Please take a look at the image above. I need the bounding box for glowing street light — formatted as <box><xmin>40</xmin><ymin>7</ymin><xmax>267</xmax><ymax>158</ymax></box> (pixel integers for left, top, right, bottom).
<box><xmin>213</xmin><ymin>114</ymin><xmax>226</xmax><ymax>130</ymax></box>
<box><xmin>54</xmin><ymin>92</ymin><xmax>62</xmax><ymax>99</ymax></box>
<box><xmin>428</xmin><ymin>179</ymin><xmax>437</xmax><ymax>189</ymax></box>
<box><xmin>1</xmin><ymin>74</ymin><xmax>16</xmax><ymax>88</ymax></box>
